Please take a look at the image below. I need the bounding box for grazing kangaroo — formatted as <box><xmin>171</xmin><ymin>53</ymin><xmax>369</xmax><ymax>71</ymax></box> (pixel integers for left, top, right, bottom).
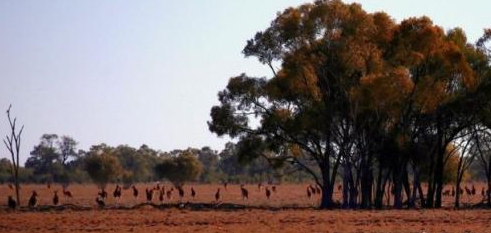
<box><xmin>177</xmin><ymin>186</ymin><xmax>185</xmax><ymax>201</ymax></box>
<box><xmin>166</xmin><ymin>188</ymin><xmax>173</xmax><ymax>200</ymax></box>
<box><xmin>191</xmin><ymin>187</ymin><xmax>196</xmax><ymax>199</ymax></box>
<box><xmin>132</xmin><ymin>185</ymin><xmax>139</xmax><ymax>199</ymax></box>
<box><xmin>53</xmin><ymin>190</ymin><xmax>59</xmax><ymax>206</ymax></box>
<box><xmin>145</xmin><ymin>188</ymin><xmax>154</xmax><ymax>202</ymax></box>
<box><xmin>159</xmin><ymin>189</ymin><xmax>164</xmax><ymax>203</ymax></box>
<box><xmin>63</xmin><ymin>187</ymin><xmax>73</xmax><ymax>200</ymax></box>
<box><xmin>7</xmin><ymin>196</ymin><xmax>16</xmax><ymax>210</ymax></box>
<box><xmin>96</xmin><ymin>196</ymin><xmax>105</xmax><ymax>208</ymax></box>
<box><xmin>98</xmin><ymin>188</ymin><xmax>108</xmax><ymax>199</ymax></box>
<box><xmin>266</xmin><ymin>187</ymin><xmax>271</xmax><ymax>199</ymax></box>
<box><xmin>28</xmin><ymin>191</ymin><xmax>38</xmax><ymax>207</ymax></box>
<box><xmin>215</xmin><ymin>188</ymin><xmax>221</xmax><ymax>202</ymax></box>
<box><xmin>309</xmin><ymin>185</ymin><xmax>316</xmax><ymax>195</ymax></box>
<box><xmin>240</xmin><ymin>185</ymin><xmax>249</xmax><ymax>200</ymax></box>
<box><xmin>443</xmin><ymin>190</ymin><xmax>451</xmax><ymax>196</ymax></box>
<box><xmin>113</xmin><ymin>185</ymin><xmax>122</xmax><ymax>203</ymax></box>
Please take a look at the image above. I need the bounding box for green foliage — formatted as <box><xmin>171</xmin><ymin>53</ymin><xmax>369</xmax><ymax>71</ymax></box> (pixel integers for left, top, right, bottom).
<box><xmin>84</xmin><ymin>150</ymin><xmax>123</xmax><ymax>188</ymax></box>
<box><xmin>25</xmin><ymin>134</ymin><xmax>81</xmax><ymax>183</ymax></box>
<box><xmin>0</xmin><ymin>158</ymin><xmax>35</xmax><ymax>183</ymax></box>
<box><xmin>196</xmin><ymin>147</ymin><xmax>220</xmax><ymax>183</ymax></box>
<box><xmin>155</xmin><ymin>150</ymin><xmax>203</xmax><ymax>187</ymax></box>
<box><xmin>15</xmin><ymin>133</ymin><xmax>321</xmax><ymax>185</ymax></box>
<box><xmin>112</xmin><ymin>145</ymin><xmax>154</xmax><ymax>183</ymax></box>
<box><xmin>0</xmin><ymin>158</ymin><xmax>12</xmax><ymax>183</ymax></box>
<box><xmin>58</xmin><ymin>135</ymin><xmax>78</xmax><ymax>165</ymax></box>
<box><xmin>208</xmin><ymin>0</ymin><xmax>491</xmax><ymax>208</ymax></box>
<box><xmin>218</xmin><ymin>142</ymin><xmax>244</xmax><ymax>178</ymax></box>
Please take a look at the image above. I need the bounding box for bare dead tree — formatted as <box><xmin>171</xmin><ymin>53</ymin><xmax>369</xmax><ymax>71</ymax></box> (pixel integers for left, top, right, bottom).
<box><xmin>3</xmin><ymin>105</ymin><xmax>24</xmax><ymax>205</ymax></box>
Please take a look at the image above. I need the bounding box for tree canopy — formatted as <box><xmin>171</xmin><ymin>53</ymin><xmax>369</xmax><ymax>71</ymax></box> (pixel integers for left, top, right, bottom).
<box><xmin>84</xmin><ymin>146</ymin><xmax>123</xmax><ymax>189</ymax></box>
<box><xmin>209</xmin><ymin>0</ymin><xmax>491</xmax><ymax>208</ymax></box>
<box><xmin>155</xmin><ymin>150</ymin><xmax>203</xmax><ymax>187</ymax></box>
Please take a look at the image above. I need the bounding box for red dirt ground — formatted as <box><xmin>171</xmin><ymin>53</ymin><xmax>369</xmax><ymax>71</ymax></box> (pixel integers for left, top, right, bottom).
<box><xmin>1</xmin><ymin>183</ymin><xmax>489</xmax><ymax>232</ymax></box>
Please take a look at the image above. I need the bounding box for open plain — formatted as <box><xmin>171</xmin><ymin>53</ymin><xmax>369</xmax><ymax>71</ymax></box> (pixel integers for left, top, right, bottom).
<box><xmin>1</xmin><ymin>183</ymin><xmax>490</xmax><ymax>233</ymax></box>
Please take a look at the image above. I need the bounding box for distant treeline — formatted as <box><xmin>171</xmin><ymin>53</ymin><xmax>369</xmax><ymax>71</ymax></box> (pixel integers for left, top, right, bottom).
<box><xmin>0</xmin><ymin>133</ymin><xmax>486</xmax><ymax>186</ymax></box>
<box><xmin>0</xmin><ymin>134</ymin><xmax>313</xmax><ymax>185</ymax></box>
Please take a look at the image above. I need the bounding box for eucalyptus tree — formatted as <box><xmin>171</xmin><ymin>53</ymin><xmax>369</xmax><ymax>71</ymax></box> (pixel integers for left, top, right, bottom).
<box><xmin>209</xmin><ymin>0</ymin><xmax>489</xmax><ymax>209</ymax></box>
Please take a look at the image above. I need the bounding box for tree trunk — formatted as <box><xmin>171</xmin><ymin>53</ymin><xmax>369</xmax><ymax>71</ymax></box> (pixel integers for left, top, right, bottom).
<box><xmin>4</xmin><ymin>105</ymin><xmax>24</xmax><ymax>206</ymax></box>
<box><xmin>455</xmin><ymin>154</ymin><xmax>465</xmax><ymax>208</ymax></box>
<box><xmin>433</xmin><ymin>120</ymin><xmax>446</xmax><ymax>209</ymax></box>
<box><xmin>360</xmin><ymin>154</ymin><xmax>373</xmax><ymax>209</ymax></box>
<box><xmin>14</xmin><ymin>166</ymin><xmax>20</xmax><ymax>206</ymax></box>
<box><xmin>418</xmin><ymin>183</ymin><xmax>426</xmax><ymax>207</ymax></box>
<box><xmin>348</xmin><ymin>170</ymin><xmax>358</xmax><ymax>208</ymax></box>
<box><xmin>386</xmin><ymin>182</ymin><xmax>391</xmax><ymax>206</ymax></box>
<box><xmin>342</xmin><ymin>163</ymin><xmax>350</xmax><ymax>208</ymax></box>
<box><xmin>320</xmin><ymin>182</ymin><xmax>334</xmax><ymax>209</ymax></box>
<box><xmin>487</xmin><ymin>180</ymin><xmax>491</xmax><ymax>207</ymax></box>
<box><xmin>393</xmin><ymin>170</ymin><xmax>403</xmax><ymax>209</ymax></box>
<box><xmin>455</xmin><ymin>176</ymin><xmax>462</xmax><ymax>208</ymax></box>
<box><xmin>319</xmin><ymin>162</ymin><xmax>334</xmax><ymax>209</ymax></box>
<box><xmin>409</xmin><ymin>167</ymin><xmax>420</xmax><ymax>208</ymax></box>
<box><xmin>374</xmin><ymin>167</ymin><xmax>385</xmax><ymax>209</ymax></box>
<box><xmin>402</xmin><ymin>169</ymin><xmax>411</xmax><ymax>205</ymax></box>
<box><xmin>425</xmin><ymin>155</ymin><xmax>438</xmax><ymax>208</ymax></box>
<box><xmin>487</xmin><ymin>155</ymin><xmax>491</xmax><ymax>207</ymax></box>
<box><xmin>434</xmin><ymin>148</ymin><xmax>445</xmax><ymax>208</ymax></box>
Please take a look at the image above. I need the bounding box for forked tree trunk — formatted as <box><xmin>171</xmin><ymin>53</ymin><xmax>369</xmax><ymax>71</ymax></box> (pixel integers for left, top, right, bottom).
<box><xmin>319</xmin><ymin>162</ymin><xmax>334</xmax><ymax>209</ymax></box>
<box><xmin>320</xmin><ymin>183</ymin><xmax>334</xmax><ymax>209</ymax></box>
<box><xmin>342</xmin><ymin>163</ymin><xmax>350</xmax><ymax>208</ymax></box>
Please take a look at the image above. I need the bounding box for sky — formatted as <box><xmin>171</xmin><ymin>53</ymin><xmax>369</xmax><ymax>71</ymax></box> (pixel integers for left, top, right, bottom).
<box><xmin>0</xmin><ymin>0</ymin><xmax>489</xmax><ymax>164</ymax></box>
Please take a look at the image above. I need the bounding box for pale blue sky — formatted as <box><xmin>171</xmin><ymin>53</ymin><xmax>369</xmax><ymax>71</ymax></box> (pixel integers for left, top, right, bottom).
<box><xmin>0</xmin><ymin>0</ymin><xmax>489</xmax><ymax>164</ymax></box>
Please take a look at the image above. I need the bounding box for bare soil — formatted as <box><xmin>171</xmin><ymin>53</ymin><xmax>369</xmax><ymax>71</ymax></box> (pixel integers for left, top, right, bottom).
<box><xmin>1</xmin><ymin>183</ymin><xmax>489</xmax><ymax>233</ymax></box>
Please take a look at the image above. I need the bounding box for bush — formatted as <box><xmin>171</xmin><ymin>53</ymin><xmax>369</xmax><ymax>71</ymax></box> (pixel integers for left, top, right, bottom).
<box><xmin>84</xmin><ymin>153</ymin><xmax>123</xmax><ymax>188</ymax></box>
<box><xmin>155</xmin><ymin>151</ymin><xmax>203</xmax><ymax>187</ymax></box>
